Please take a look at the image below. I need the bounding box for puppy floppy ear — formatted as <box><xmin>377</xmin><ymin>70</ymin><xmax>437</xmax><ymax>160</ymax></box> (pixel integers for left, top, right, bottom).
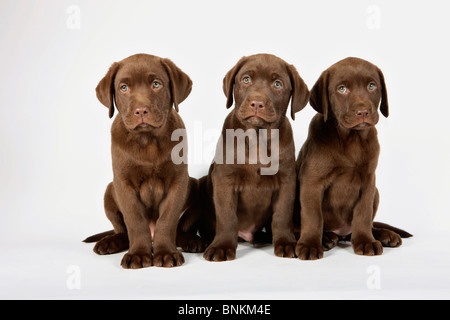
<box><xmin>161</xmin><ymin>58</ymin><xmax>193</xmax><ymax>112</ymax></box>
<box><xmin>377</xmin><ymin>67</ymin><xmax>389</xmax><ymax>118</ymax></box>
<box><xmin>96</xmin><ymin>62</ymin><xmax>120</xmax><ymax>118</ymax></box>
<box><xmin>223</xmin><ymin>56</ymin><xmax>248</xmax><ymax>109</ymax></box>
<box><xmin>310</xmin><ymin>70</ymin><xmax>330</xmax><ymax>122</ymax></box>
<box><xmin>287</xmin><ymin>64</ymin><xmax>310</xmax><ymax>120</ymax></box>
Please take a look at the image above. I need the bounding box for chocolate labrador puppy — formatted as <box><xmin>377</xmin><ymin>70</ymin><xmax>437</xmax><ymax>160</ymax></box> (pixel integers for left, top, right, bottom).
<box><xmin>198</xmin><ymin>54</ymin><xmax>309</xmax><ymax>261</ymax></box>
<box><xmin>84</xmin><ymin>54</ymin><xmax>202</xmax><ymax>269</ymax></box>
<box><xmin>295</xmin><ymin>57</ymin><xmax>412</xmax><ymax>260</ymax></box>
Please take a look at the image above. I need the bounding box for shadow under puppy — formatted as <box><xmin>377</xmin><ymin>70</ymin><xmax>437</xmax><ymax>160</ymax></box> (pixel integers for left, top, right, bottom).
<box><xmin>295</xmin><ymin>57</ymin><xmax>412</xmax><ymax>260</ymax></box>
<box><xmin>196</xmin><ymin>53</ymin><xmax>310</xmax><ymax>261</ymax></box>
<box><xmin>84</xmin><ymin>54</ymin><xmax>203</xmax><ymax>269</ymax></box>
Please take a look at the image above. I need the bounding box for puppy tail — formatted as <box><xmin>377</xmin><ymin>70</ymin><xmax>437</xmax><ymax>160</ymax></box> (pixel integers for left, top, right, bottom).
<box><xmin>83</xmin><ymin>230</ymin><xmax>115</xmax><ymax>243</ymax></box>
<box><xmin>373</xmin><ymin>222</ymin><xmax>413</xmax><ymax>238</ymax></box>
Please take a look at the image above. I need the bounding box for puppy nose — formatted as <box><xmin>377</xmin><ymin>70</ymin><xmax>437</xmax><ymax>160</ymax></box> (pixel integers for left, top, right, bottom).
<box><xmin>249</xmin><ymin>100</ymin><xmax>265</xmax><ymax>112</ymax></box>
<box><xmin>134</xmin><ymin>107</ymin><xmax>149</xmax><ymax>118</ymax></box>
<box><xmin>356</xmin><ymin>109</ymin><xmax>369</xmax><ymax>118</ymax></box>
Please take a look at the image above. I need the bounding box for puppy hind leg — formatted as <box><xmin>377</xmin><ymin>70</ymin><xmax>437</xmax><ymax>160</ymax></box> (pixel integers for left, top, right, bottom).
<box><xmin>92</xmin><ymin>183</ymin><xmax>129</xmax><ymax>255</ymax></box>
<box><xmin>177</xmin><ymin>208</ymin><xmax>204</xmax><ymax>253</ymax></box>
<box><xmin>371</xmin><ymin>188</ymin><xmax>411</xmax><ymax>248</ymax></box>
<box><xmin>322</xmin><ymin>231</ymin><xmax>340</xmax><ymax>251</ymax></box>
<box><xmin>176</xmin><ymin>177</ymin><xmax>205</xmax><ymax>253</ymax></box>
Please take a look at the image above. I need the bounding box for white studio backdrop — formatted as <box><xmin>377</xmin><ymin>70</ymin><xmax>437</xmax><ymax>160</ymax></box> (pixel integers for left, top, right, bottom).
<box><xmin>0</xmin><ymin>0</ymin><xmax>449</xmax><ymax>299</ymax></box>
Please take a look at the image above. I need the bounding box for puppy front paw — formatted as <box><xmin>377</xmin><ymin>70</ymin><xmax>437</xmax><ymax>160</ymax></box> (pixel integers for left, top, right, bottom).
<box><xmin>274</xmin><ymin>241</ymin><xmax>296</xmax><ymax>258</ymax></box>
<box><xmin>121</xmin><ymin>251</ymin><xmax>153</xmax><ymax>269</ymax></box>
<box><xmin>295</xmin><ymin>241</ymin><xmax>324</xmax><ymax>260</ymax></box>
<box><xmin>153</xmin><ymin>250</ymin><xmax>185</xmax><ymax>268</ymax></box>
<box><xmin>203</xmin><ymin>243</ymin><xmax>236</xmax><ymax>262</ymax></box>
<box><xmin>353</xmin><ymin>239</ymin><xmax>383</xmax><ymax>256</ymax></box>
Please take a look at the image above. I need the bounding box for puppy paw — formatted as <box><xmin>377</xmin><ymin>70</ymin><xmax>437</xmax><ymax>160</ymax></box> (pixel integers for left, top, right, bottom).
<box><xmin>373</xmin><ymin>228</ymin><xmax>402</xmax><ymax>248</ymax></box>
<box><xmin>121</xmin><ymin>251</ymin><xmax>153</xmax><ymax>269</ymax></box>
<box><xmin>93</xmin><ymin>233</ymin><xmax>129</xmax><ymax>255</ymax></box>
<box><xmin>153</xmin><ymin>250</ymin><xmax>185</xmax><ymax>268</ymax></box>
<box><xmin>322</xmin><ymin>232</ymin><xmax>340</xmax><ymax>251</ymax></box>
<box><xmin>353</xmin><ymin>240</ymin><xmax>383</xmax><ymax>256</ymax></box>
<box><xmin>274</xmin><ymin>241</ymin><xmax>296</xmax><ymax>258</ymax></box>
<box><xmin>295</xmin><ymin>241</ymin><xmax>324</xmax><ymax>260</ymax></box>
<box><xmin>203</xmin><ymin>244</ymin><xmax>236</xmax><ymax>262</ymax></box>
<box><xmin>177</xmin><ymin>232</ymin><xmax>205</xmax><ymax>253</ymax></box>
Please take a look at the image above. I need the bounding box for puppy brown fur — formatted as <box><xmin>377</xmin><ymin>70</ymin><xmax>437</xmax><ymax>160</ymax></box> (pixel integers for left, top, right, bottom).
<box><xmin>84</xmin><ymin>54</ymin><xmax>202</xmax><ymax>269</ymax></box>
<box><xmin>295</xmin><ymin>57</ymin><xmax>412</xmax><ymax>260</ymax></box>
<box><xmin>197</xmin><ymin>54</ymin><xmax>310</xmax><ymax>261</ymax></box>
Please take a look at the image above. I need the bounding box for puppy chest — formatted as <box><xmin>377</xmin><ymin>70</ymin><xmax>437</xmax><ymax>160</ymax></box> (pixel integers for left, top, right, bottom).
<box><xmin>138</xmin><ymin>176</ymin><xmax>165</xmax><ymax>208</ymax></box>
<box><xmin>325</xmin><ymin>172</ymin><xmax>362</xmax><ymax>210</ymax></box>
<box><xmin>238</xmin><ymin>188</ymin><xmax>273</xmax><ymax>212</ymax></box>
<box><xmin>232</xmin><ymin>172</ymin><xmax>281</xmax><ymax>193</ymax></box>
<box><xmin>236</xmin><ymin>174</ymin><xmax>281</xmax><ymax>211</ymax></box>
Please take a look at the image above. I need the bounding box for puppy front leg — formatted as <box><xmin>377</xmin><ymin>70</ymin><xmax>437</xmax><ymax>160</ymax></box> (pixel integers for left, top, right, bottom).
<box><xmin>114</xmin><ymin>182</ymin><xmax>153</xmax><ymax>269</ymax></box>
<box><xmin>153</xmin><ymin>178</ymin><xmax>189</xmax><ymax>268</ymax></box>
<box><xmin>203</xmin><ymin>172</ymin><xmax>238</xmax><ymax>262</ymax></box>
<box><xmin>272</xmin><ymin>176</ymin><xmax>297</xmax><ymax>258</ymax></box>
<box><xmin>295</xmin><ymin>180</ymin><xmax>325</xmax><ymax>260</ymax></box>
<box><xmin>351</xmin><ymin>175</ymin><xmax>383</xmax><ymax>256</ymax></box>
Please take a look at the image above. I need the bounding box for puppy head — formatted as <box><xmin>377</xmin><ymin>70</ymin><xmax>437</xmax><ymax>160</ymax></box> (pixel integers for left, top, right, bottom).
<box><xmin>96</xmin><ymin>54</ymin><xmax>192</xmax><ymax>132</ymax></box>
<box><xmin>223</xmin><ymin>54</ymin><xmax>309</xmax><ymax>129</ymax></box>
<box><xmin>310</xmin><ymin>57</ymin><xmax>389</xmax><ymax>130</ymax></box>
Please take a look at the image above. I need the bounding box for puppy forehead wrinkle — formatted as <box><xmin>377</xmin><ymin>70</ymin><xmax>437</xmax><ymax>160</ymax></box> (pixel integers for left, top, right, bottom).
<box><xmin>271</xmin><ymin>71</ymin><xmax>287</xmax><ymax>81</ymax></box>
<box><xmin>238</xmin><ymin>68</ymin><xmax>255</xmax><ymax>78</ymax></box>
<box><xmin>331</xmin><ymin>68</ymin><xmax>379</xmax><ymax>87</ymax></box>
<box><xmin>117</xmin><ymin>76</ymin><xmax>131</xmax><ymax>85</ymax></box>
<box><xmin>116</xmin><ymin>65</ymin><xmax>168</xmax><ymax>86</ymax></box>
<box><xmin>239</xmin><ymin>64</ymin><xmax>288</xmax><ymax>82</ymax></box>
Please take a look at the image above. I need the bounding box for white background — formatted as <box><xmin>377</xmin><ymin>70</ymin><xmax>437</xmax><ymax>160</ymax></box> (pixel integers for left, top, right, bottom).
<box><xmin>1</xmin><ymin>0</ymin><xmax>449</xmax><ymax>300</ymax></box>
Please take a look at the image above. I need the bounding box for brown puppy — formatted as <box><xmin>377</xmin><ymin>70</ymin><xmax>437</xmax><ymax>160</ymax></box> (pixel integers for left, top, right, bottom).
<box><xmin>295</xmin><ymin>57</ymin><xmax>412</xmax><ymax>260</ymax></box>
<box><xmin>199</xmin><ymin>54</ymin><xmax>309</xmax><ymax>261</ymax></box>
<box><xmin>84</xmin><ymin>54</ymin><xmax>202</xmax><ymax>269</ymax></box>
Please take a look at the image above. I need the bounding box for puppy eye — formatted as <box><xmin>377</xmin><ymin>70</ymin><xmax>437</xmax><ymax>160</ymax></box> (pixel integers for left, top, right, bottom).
<box><xmin>242</xmin><ymin>76</ymin><xmax>251</xmax><ymax>84</ymax></box>
<box><xmin>274</xmin><ymin>81</ymin><xmax>283</xmax><ymax>89</ymax></box>
<box><xmin>338</xmin><ymin>85</ymin><xmax>348</xmax><ymax>94</ymax></box>
<box><xmin>120</xmin><ymin>84</ymin><xmax>128</xmax><ymax>93</ymax></box>
<box><xmin>152</xmin><ymin>81</ymin><xmax>161</xmax><ymax>89</ymax></box>
<box><xmin>368</xmin><ymin>82</ymin><xmax>377</xmax><ymax>91</ymax></box>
